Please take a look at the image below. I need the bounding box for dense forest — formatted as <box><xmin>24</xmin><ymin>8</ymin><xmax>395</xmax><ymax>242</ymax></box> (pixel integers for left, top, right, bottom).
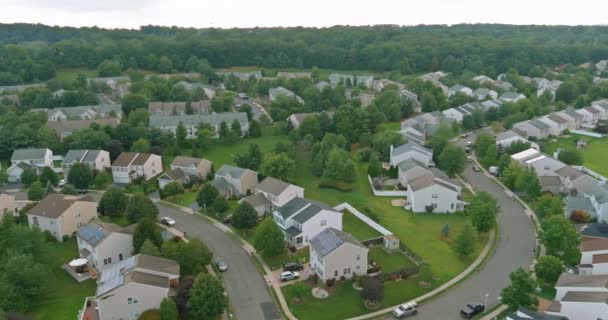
<box><xmin>2</xmin><ymin>23</ymin><xmax>608</xmax><ymax>85</ymax></box>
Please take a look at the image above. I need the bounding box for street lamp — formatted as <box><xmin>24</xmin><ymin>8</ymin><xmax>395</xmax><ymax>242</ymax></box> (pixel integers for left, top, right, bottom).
<box><xmin>484</xmin><ymin>293</ymin><xmax>489</xmax><ymax>312</ymax></box>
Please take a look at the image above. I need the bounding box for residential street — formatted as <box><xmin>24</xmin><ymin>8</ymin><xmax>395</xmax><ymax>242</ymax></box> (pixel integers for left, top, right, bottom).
<box><xmin>380</xmin><ymin>134</ymin><xmax>537</xmax><ymax>320</ymax></box>
<box><xmin>157</xmin><ymin>203</ymin><xmax>281</xmax><ymax>320</ymax></box>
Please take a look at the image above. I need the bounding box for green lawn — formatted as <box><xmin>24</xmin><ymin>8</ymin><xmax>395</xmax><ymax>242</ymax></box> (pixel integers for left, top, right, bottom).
<box><xmin>264</xmin><ymin>249</ymin><xmax>310</xmax><ymax>270</ymax></box>
<box><xmin>368</xmin><ymin>247</ymin><xmax>417</xmax><ymax>273</ymax></box>
<box><xmin>29</xmin><ymin>238</ymin><xmax>96</xmax><ymax>320</ymax></box>
<box><xmin>203</xmin><ymin>136</ymin><xmax>289</xmax><ymax>167</ymax></box>
<box><xmin>99</xmin><ymin>214</ymin><xmax>130</xmax><ymax>227</ymax></box>
<box><xmin>55</xmin><ymin>68</ymin><xmax>98</xmax><ymax>82</ymax></box>
<box><xmin>342</xmin><ymin>211</ymin><xmax>382</xmax><ymax>240</ymax></box>
<box><xmin>377</xmin><ymin>121</ymin><xmax>401</xmax><ymax>132</ymax></box>
<box><xmin>541</xmin><ymin>134</ymin><xmax>608</xmax><ymax>178</ymax></box>
<box><xmin>282</xmin><ymin>266</ymin><xmax>437</xmax><ymax>320</ymax></box>
<box><xmin>166</xmin><ymin>190</ymin><xmax>198</xmax><ymax>207</ymax></box>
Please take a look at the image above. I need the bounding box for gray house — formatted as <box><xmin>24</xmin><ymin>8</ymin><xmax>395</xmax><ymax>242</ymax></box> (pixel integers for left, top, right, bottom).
<box><xmin>210</xmin><ymin>165</ymin><xmax>258</xmax><ymax>198</ymax></box>
<box><xmin>149</xmin><ymin>112</ymin><xmax>249</xmax><ymax>138</ymax></box>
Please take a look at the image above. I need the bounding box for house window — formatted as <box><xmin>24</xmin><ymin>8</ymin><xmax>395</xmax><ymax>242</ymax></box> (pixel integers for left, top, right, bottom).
<box><xmin>33</xmin><ymin>217</ymin><xmax>39</xmax><ymax>226</ymax></box>
<box><xmin>432</xmin><ymin>203</ymin><xmax>438</xmax><ymax>209</ymax></box>
<box><xmin>103</xmin><ymin>257</ymin><xmax>112</xmax><ymax>265</ymax></box>
<box><xmin>451</xmin><ymin>203</ymin><xmax>455</xmax><ymax>210</ymax></box>
<box><xmin>544</xmin><ymin>165</ymin><xmax>550</xmax><ymax>170</ymax></box>
<box><xmin>320</xmin><ymin>219</ymin><xmax>327</xmax><ymax>227</ymax></box>
<box><xmin>356</xmin><ymin>266</ymin><xmax>360</xmax><ymax>270</ymax></box>
<box><xmin>127</xmin><ymin>297</ymin><xmax>138</xmax><ymax>304</ymax></box>
<box><xmin>432</xmin><ymin>193</ymin><xmax>438</xmax><ymax>199</ymax></box>
<box><xmin>356</xmin><ymin>254</ymin><xmax>360</xmax><ymax>260</ymax></box>
<box><xmin>334</xmin><ymin>270</ymin><xmax>338</xmax><ymax>277</ymax></box>
<box><xmin>119</xmin><ymin>253</ymin><xmax>123</xmax><ymax>261</ymax></box>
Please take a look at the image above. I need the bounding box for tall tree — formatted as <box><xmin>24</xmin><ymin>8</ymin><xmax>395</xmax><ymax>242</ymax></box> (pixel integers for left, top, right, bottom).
<box><xmin>187</xmin><ymin>273</ymin><xmax>227</xmax><ymax>319</ymax></box>
<box><xmin>452</xmin><ymin>223</ymin><xmax>476</xmax><ymax>259</ymax></box>
<box><xmin>39</xmin><ymin>167</ymin><xmax>58</xmax><ymax>187</ymax></box>
<box><xmin>67</xmin><ymin>163</ymin><xmax>93</xmax><ymax>190</ymax></box>
<box><xmin>161</xmin><ymin>238</ymin><xmax>212</xmax><ymax>276</ymax></box>
<box><xmin>126</xmin><ymin>194</ymin><xmax>159</xmax><ymax>223</ymax></box>
<box><xmin>232</xmin><ymin>202</ymin><xmax>258</xmax><ymax>229</ymax></box>
<box><xmin>234</xmin><ymin>144</ymin><xmax>263</xmax><ymax>171</ymax></box>
<box><xmin>438</xmin><ymin>145</ymin><xmax>467</xmax><ymax>177</ymax></box>
<box><xmin>468</xmin><ymin>191</ymin><xmax>499</xmax><ymax>232</ymax></box>
<box><xmin>534</xmin><ymin>255</ymin><xmax>564</xmax><ymax>285</ymax></box>
<box><xmin>98</xmin><ymin>187</ymin><xmax>128</xmax><ymax>217</ymax></box>
<box><xmin>367</xmin><ymin>152</ymin><xmax>382</xmax><ymax>178</ymax></box>
<box><xmin>28</xmin><ymin>181</ymin><xmax>45</xmax><ymax>201</ymax></box>
<box><xmin>160</xmin><ymin>298</ymin><xmax>178</xmax><ymax>320</ymax></box>
<box><xmin>540</xmin><ymin>215</ymin><xmax>581</xmax><ymax>265</ymax></box>
<box><xmin>176</xmin><ymin>121</ymin><xmax>187</xmax><ymax>150</ymax></box>
<box><xmin>500</xmin><ymin>268</ymin><xmax>538</xmax><ymax>312</ymax></box>
<box><xmin>534</xmin><ymin>195</ymin><xmax>564</xmax><ymax>218</ymax></box>
<box><xmin>20</xmin><ymin>168</ymin><xmax>38</xmax><ymax>187</ymax></box>
<box><xmin>259</xmin><ymin>152</ymin><xmax>295</xmax><ymax>181</ymax></box>
<box><xmin>254</xmin><ymin>218</ymin><xmax>285</xmax><ymax>257</ymax></box>
<box><xmin>133</xmin><ymin>218</ymin><xmax>163</xmax><ymax>253</ymax></box>
<box><xmin>196</xmin><ymin>183</ymin><xmax>219</xmax><ymax>208</ymax></box>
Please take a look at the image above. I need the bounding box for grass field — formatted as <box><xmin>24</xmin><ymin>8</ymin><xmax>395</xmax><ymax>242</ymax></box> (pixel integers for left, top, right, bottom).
<box><xmin>342</xmin><ymin>211</ymin><xmax>382</xmax><ymax>240</ymax></box>
<box><xmin>166</xmin><ymin>190</ymin><xmax>198</xmax><ymax>207</ymax></box>
<box><xmin>542</xmin><ymin>134</ymin><xmax>608</xmax><ymax>178</ymax></box>
<box><xmin>29</xmin><ymin>239</ymin><xmax>96</xmax><ymax>320</ymax></box>
<box><xmin>54</xmin><ymin>68</ymin><xmax>98</xmax><ymax>82</ymax></box>
<box><xmin>369</xmin><ymin>247</ymin><xmax>417</xmax><ymax>273</ymax></box>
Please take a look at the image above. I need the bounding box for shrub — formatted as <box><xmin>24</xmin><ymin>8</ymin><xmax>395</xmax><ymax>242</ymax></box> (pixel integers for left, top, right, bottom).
<box><xmin>399</xmin><ymin>267</ymin><xmax>419</xmax><ymax>279</ymax></box>
<box><xmin>570</xmin><ymin>209</ymin><xmax>591</xmax><ymax>223</ymax></box>
<box><xmin>361</xmin><ymin>277</ymin><xmax>384</xmax><ymax>302</ymax></box>
<box><xmin>326</xmin><ymin>278</ymin><xmax>336</xmax><ymax>287</ymax></box>
<box><xmin>318</xmin><ymin>180</ymin><xmax>353</xmax><ymax>191</ymax></box>
<box><xmin>161</xmin><ymin>182</ymin><xmax>184</xmax><ymax>198</ymax></box>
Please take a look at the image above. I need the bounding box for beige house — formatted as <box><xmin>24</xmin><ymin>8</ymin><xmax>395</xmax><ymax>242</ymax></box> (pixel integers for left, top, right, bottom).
<box><xmin>26</xmin><ymin>194</ymin><xmax>98</xmax><ymax>242</ymax></box>
<box><xmin>77</xmin><ymin>222</ymin><xmax>135</xmax><ymax>272</ymax></box>
<box><xmin>158</xmin><ymin>156</ymin><xmax>212</xmax><ymax>189</ymax></box>
<box><xmin>63</xmin><ymin>149</ymin><xmax>111</xmax><ymax>178</ymax></box>
<box><xmin>254</xmin><ymin>177</ymin><xmax>304</xmax><ymax>208</ymax></box>
<box><xmin>309</xmin><ymin>228</ymin><xmax>368</xmax><ymax>281</ymax></box>
<box><xmin>47</xmin><ymin>118</ymin><xmax>120</xmax><ymax>140</ymax></box>
<box><xmin>111</xmin><ymin>152</ymin><xmax>162</xmax><ymax>184</ymax></box>
<box><xmin>80</xmin><ymin>254</ymin><xmax>180</xmax><ymax>320</ymax></box>
<box><xmin>0</xmin><ymin>193</ymin><xmax>18</xmax><ymax>216</ymax></box>
<box><xmin>210</xmin><ymin>165</ymin><xmax>258</xmax><ymax>198</ymax></box>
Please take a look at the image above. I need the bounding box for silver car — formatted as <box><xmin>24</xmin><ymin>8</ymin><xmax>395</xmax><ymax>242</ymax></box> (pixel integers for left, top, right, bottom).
<box><xmin>215</xmin><ymin>258</ymin><xmax>228</xmax><ymax>272</ymax></box>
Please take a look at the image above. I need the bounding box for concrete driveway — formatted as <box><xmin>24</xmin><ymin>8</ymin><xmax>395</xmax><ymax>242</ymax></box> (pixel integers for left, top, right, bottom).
<box><xmin>379</xmin><ymin>135</ymin><xmax>536</xmax><ymax>320</ymax></box>
<box><xmin>269</xmin><ymin>263</ymin><xmax>312</xmax><ymax>287</ymax></box>
<box><xmin>157</xmin><ymin>203</ymin><xmax>281</xmax><ymax>320</ymax></box>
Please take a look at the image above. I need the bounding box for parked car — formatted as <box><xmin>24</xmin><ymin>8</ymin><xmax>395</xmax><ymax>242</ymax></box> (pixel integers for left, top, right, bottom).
<box><xmin>58</xmin><ymin>179</ymin><xmax>66</xmax><ymax>187</ymax></box>
<box><xmin>393</xmin><ymin>301</ymin><xmax>418</xmax><ymax>319</ymax></box>
<box><xmin>215</xmin><ymin>258</ymin><xmax>228</xmax><ymax>272</ymax></box>
<box><xmin>222</xmin><ymin>214</ymin><xmax>233</xmax><ymax>224</ymax></box>
<box><xmin>461</xmin><ymin>133</ymin><xmax>469</xmax><ymax>138</ymax></box>
<box><xmin>460</xmin><ymin>302</ymin><xmax>484</xmax><ymax>319</ymax></box>
<box><xmin>282</xmin><ymin>262</ymin><xmax>304</xmax><ymax>272</ymax></box>
<box><xmin>280</xmin><ymin>271</ymin><xmax>300</xmax><ymax>282</ymax></box>
<box><xmin>473</xmin><ymin>166</ymin><xmax>481</xmax><ymax>172</ymax></box>
<box><xmin>160</xmin><ymin>216</ymin><xmax>176</xmax><ymax>226</ymax></box>
<box><xmin>465</xmin><ymin>146</ymin><xmax>471</xmax><ymax>153</ymax></box>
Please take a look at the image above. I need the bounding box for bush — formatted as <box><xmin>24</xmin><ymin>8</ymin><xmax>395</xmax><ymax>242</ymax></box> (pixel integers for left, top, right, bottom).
<box><xmin>325</xmin><ymin>278</ymin><xmax>336</xmax><ymax>287</ymax></box>
<box><xmin>212</xmin><ymin>197</ymin><xmax>229</xmax><ymax>213</ymax></box>
<box><xmin>569</xmin><ymin>209</ymin><xmax>591</xmax><ymax>223</ymax></box>
<box><xmin>357</xmin><ymin>147</ymin><xmax>374</xmax><ymax>162</ymax></box>
<box><xmin>399</xmin><ymin>267</ymin><xmax>419</xmax><ymax>279</ymax></box>
<box><xmin>137</xmin><ymin>309</ymin><xmax>161</xmax><ymax>320</ymax></box>
<box><xmin>161</xmin><ymin>182</ymin><xmax>184</xmax><ymax>198</ymax></box>
<box><xmin>318</xmin><ymin>180</ymin><xmax>353</xmax><ymax>191</ymax></box>
<box><xmin>93</xmin><ymin>171</ymin><xmax>112</xmax><ymax>189</ymax></box>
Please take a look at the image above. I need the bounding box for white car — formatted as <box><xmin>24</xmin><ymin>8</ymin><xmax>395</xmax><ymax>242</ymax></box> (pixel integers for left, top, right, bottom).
<box><xmin>215</xmin><ymin>258</ymin><xmax>228</xmax><ymax>272</ymax></box>
<box><xmin>393</xmin><ymin>301</ymin><xmax>418</xmax><ymax>319</ymax></box>
<box><xmin>58</xmin><ymin>179</ymin><xmax>66</xmax><ymax>187</ymax></box>
<box><xmin>160</xmin><ymin>217</ymin><xmax>176</xmax><ymax>226</ymax></box>
<box><xmin>280</xmin><ymin>271</ymin><xmax>300</xmax><ymax>282</ymax></box>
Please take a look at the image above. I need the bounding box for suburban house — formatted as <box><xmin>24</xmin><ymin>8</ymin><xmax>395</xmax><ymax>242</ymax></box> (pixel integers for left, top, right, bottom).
<box><xmin>286</xmin><ymin>111</ymin><xmax>334</xmax><ymax>129</ymax></box>
<box><xmin>418</xmin><ymin>71</ymin><xmax>449</xmax><ymax>95</ymax></box>
<box><xmin>111</xmin><ymin>152</ymin><xmax>163</xmax><ymax>184</ymax></box>
<box><xmin>0</xmin><ymin>193</ymin><xmax>18</xmax><ymax>216</ymax></box>
<box><xmin>216</xmin><ymin>70</ymin><xmax>262</xmax><ymax>80</ymax></box>
<box><xmin>496</xmin><ymin>130</ymin><xmax>539</xmax><ymax>150</ymax></box>
<box><xmin>500</xmin><ymin>92</ymin><xmax>526</xmax><ymax>103</ymax></box>
<box><xmin>441</xmin><ymin>102</ymin><xmax>484</xmax><ymax>123</ymax></box>
<box><xmin>597</xmin><ymin>59</ymin><xmax>608</xmax><ymax>75</ymax></box>
<box><xmin>556</xmin><ymin>109</ymin><xmax>583</xmax><ymax>130</ymax></box>
<box><xmin>447</xmin><ymin>84</ymin><xmax>473</xmax><ymax>98</ymax></box>
<box><xmin>389</xmin><ymin>142</ymin><xmax>434</xmax><ymax>167</ymax></box>
<box><xmin>328</xmin><ymin>73</ymin><xmax>374</xmax><ymax>88</ymax></box>
<box><xmin>272</xmin><ymin>197</ymin><xmax>342</xmax><ymax>249</ymax></box>
<box><xmin>253</xmin><ymin>177</ymin><xmax>304</xmax><ymax>209</ymax></box>
<box><xmin>576</xmin><ymin>106</ymin><xmax>601</xmax><ymax>128</ymax></box>
<box><xmin>400</xmin><ymin>89</ymin><xmax>420</xmax><ymax>109</ymax></box>
<box><xmin>239</xmin><ymin>193</ymin><xmax>272</xmax><ymax>216</ymax></box>
<box><xmin>546</xmin><ymin>273</ymin><xmax>608</xmax><ymax>319</ymax></box>
<box><xmin>473</xmin><ymin>75</ymin><xmax>514</xmax><ymax>91</ymax></box>
<box><xmin>80</xmin><ymin>254</ymin><xmax>180</xmax><ymax>320</ymax></box>
<box><xmin>538</xmin><ymin>176</ymin><xmax>563</xmax><ymax>194</ymax></box>
<box><xmin>76</xmin><ymin>221</ymin><xmax>134</xmax><ymax>272</ymax></box>
<box><xmin>506</xmin><ymin>307</ymin><xmax>567</xmax><ymax>320</ymax></box>
<box><xmin>158</xmin><ymin>156</ymin><xmax>212</xmax><ymax>189</ymax></box>
<box><xmin>372</xmin><ymin>79</ymin><xmax>405</xmax><ymax>92</ymax></box>
<box><xmin>405</xmin><ymin>171</ymin><xmax>465</xmax><ymax>213</ymax></box>
<box><xmin>0</xmin><ymin>83</ymin><xmax>45</xmax><ymax>93</ymax></box>
<box><xmin>579</xmin><ymin>236</ymin><xmax>608</xmax><ymax>275</ymax></box>
<box><xmin>149</xmin><ymin>112</ymin><xmax>249</xmax><ymax>138</ymax></box>
<box><xmin>539</xmin><ymin>114</ymin><xmax>569</xmax><ymax>135</ymax></box>
<box><xmin>26</xmin><ymin>194</ymin><xmax>97</xmax><ymax>242</ymax></box>
<box><xmin>269</xmin><ymin>87</ymin><xmax>304</xmax><ymax>104</ymax></box>
<box><xmin>513</xmin><ymin>119</ymin><xmax>552</xmax><ymax>139</ymax></box>
<box><xmin>309</xmin><ymin>228</ymin><xmax>368</xmax><ymax>282</ymax></box>
<box><xmin>62</xmin><ymin>149</ymin><xmax>111</xmax><ymax>178</ymax></box>
<box><xmin>511</xmin><ymin>148</ymin><xmax>566</xmax><ymax>177</ymax></box>
<box><xmin>7</xmin><ymin>148</ymin><xmax>53</xmax><ymax>182</ymax></box>
<box><xmin>276</xmin><ymin>72</ymin><xmax>312</xmax><ymax>79</ymax></box>
<box><xmin>174</xmin><ymin>81</ymin><xmax>216</xmax><ymax>99</ymax></box>
<box><xmin>148</xmin><ymin>101</ymin><xmax>211</xmax><ymax>116</ymax></box>
<box><xmin>210</xmin><ymin>165</ymin><xmax>258</xmax><ymax>198</ymax></box>
<box><xmin>33</xmin><ymin>105</ymin><xmax>123</xmax><ymax>121</ymax></box>
<box><xmin>399</xmin><ymin>112</ymin><xmax>452</xmax><ymax>143</ymax></box>
<box><xmin>563</xmin><ymin>173</ymin><xmax>608</xmax><ymax>223</ymax></box>
<box><xmin>47</xmin><ymin>118</ymin><xmax>120</xmax><ymax>140</ymax></box>
<box><xmin>472</xmin><ymin>88</ymin><xmax>498</xmax><ymax>100</ymax></box>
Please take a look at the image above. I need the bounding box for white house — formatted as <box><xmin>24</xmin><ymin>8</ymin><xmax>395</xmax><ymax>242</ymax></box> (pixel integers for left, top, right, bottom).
<box><xmin>62</xmin><ymin>150</ymin><xmax>111</xmax><ymax>178</ymax></box>
<box><xmin>309</xmin><ymin>228</ymin><xmax>368</xmax><ymax>282</ymax></box>
<box><xmin>328</xmin><ymin>73</ymin><xmax>374</xmax><ymax>88</ymax></box>
<box><xmin>555</xmin><ymin>110</ymin><xmax>583</xmax><ymax>130</ymax></box>
<box><xmin>576</xmin><ymin>107</ymin><xmax>601</xmax><ymax>128</ymax></box>
<box><xmin>447</xmin><ymin>84</ymin><xmax>473</xmax><ymax>98</ymax></box>
<box><xmin>34</xmin><ymin>105</ymin><xmax>123</xmax><ymax>121</ymax></box>
<box><xmin>442</xmin><ymin>107</ymin><xmax>469</xmax><ymax>123</ymax></box>
<box><xmin>76</xmin><ymin>222</ymin><xmax>134</xmax><ymax>272</ymax></box>
<box><xmin>405</xmin><ymin>172</ymin><xmax>465</xmax><ymax>213</ymax></box>
<box><xmin>500</xmin><ymin>92</ymin><xmax>526</xmax><ymax>103</ymax></box>
<box><xmin>397</xmin><ymin>159</ymin><xmax>432</xmax><ymax>187</ymax></box>
<box><xmin>254</xmin><ymin>177</ymin><xmax>304</xmax><ymax>208</ymax></box>
<box><xmin>10</xmin><ymin>148</ymin><xmax>53</xmax><ymax>169</ymax></box>
<box><xmin>389</xmin><ymin>142</ymin><xmax>434</xmax><ymax>167</ymax></box>
<box><xmin>511</xmin><ymin>148</ymin><xmax>566</xmax><ymax>177</ymax></box>
<box><xmin>513</xmin><ymin>119</ymin><xmax>552</xmax><ymax>139</ymax></box>
<box><xmin>546</xmin><ymin>273</ymin><xmax>608</xmax><ymax>320</ymax></box>
<box><xmin>272</xmin><ymin>197</ymin><xmax>342</xmax><ymax>249</ymax></box>
<box><xmin>579</xmin><ymin>236</ymin><xmax>608</xmax><ymax>275</ymax></box>
<box><xmin>496</xmin><ymin>130</ymin><xmax>539</xmax><ymax>150</ymax></box>
<box><xmin>80</xmin><ymin>255</ymin><xmax>180</xmax><ymax>320</ymax></box>
<box><xmin>472</xmin><ymin>88</ymin><xmax>498</xmax><ymax>100</ymax></box>
<box><xmin>537</xmin><ymin>116</ymin><xmax>564</xmax><ymax>136</ymax></box>
<box><xmin>111</xmin><ymin>152</ymin><xmax>162</xmax><ymax>184</ymax></box>
<box><xmin>507</xmin><ymin>308</ymin><xmax>567</xmax><ymax>320</ymax></box>
<box><xmin>269</xmin><ymin>87</ymin><xmax>304</xmax><ymax>104</ymax></box>
<box><xmin>149</xmin><ymin>112</ymin><xmax>249</xmax><ymax>138</ymax></box>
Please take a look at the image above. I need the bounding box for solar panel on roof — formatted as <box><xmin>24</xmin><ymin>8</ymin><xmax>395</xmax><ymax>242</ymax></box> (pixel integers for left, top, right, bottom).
<box><xmin>78</xmin><ymin>224</ymin><xmax>106</xmax><ymax>245</ymax></box>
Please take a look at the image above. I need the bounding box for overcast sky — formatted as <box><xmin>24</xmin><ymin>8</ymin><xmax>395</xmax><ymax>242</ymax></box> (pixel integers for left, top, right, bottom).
<box><xmin>0</xmin><ymin>0</ymin><xmax>606</xmax><ymax>29</ymax></box>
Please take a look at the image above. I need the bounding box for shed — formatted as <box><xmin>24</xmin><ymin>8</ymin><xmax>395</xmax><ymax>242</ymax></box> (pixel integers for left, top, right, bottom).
<box><xmin>383</xmin><ymin>234</ymin><xmax>400</xmax><ymax>250</ymax></box>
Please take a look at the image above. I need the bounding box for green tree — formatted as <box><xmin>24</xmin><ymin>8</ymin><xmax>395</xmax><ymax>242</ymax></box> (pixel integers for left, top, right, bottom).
<box><xmin>421</xmin><ymin>92</ymin><xmax>438</xmax><ymax>112</ymax></box>
<box><xmin>501</xmin><ymin>161</ymin><xmax>524</xmax><ymax>189</ymax></box>
<box><xmin>259</xmin><ymin>152</ymin><xmax>295</xmax><ymax>181</ymax></box>
<box><xmin>540</xmin><ymin>215</ymin><xmax>581</xmax><ymax>265</ymax></box>
<box><xmin>28</xmin><ymin>181</ymin><xmax>45</xmax><ymax>201</ymax></box>
<box><xmin>500</xmin><ymin>268</ymin><xmax>538</xmax><ymax>312</ymax></box>
<box><xmin>323</xmin><ymin>147</ymin><xmax>356</xmax><ymax>183</ymax></box>
<box><xmin>232</xmin><ymin>202</ymin><xmax>258</xmax><ymax>229</ymax></box>
<box><xmin>160</xmin><ymin>298</ymin><xmax>178</xmax><ymax>320</ymax></box>
<box><xmin>535</xmin><ymin>255</ymin><xmax>564</xmax><ymax>285</ymax></box>
<box><xmin>61</xmin><ymin>184</ymin><xmax>78</xmax><ymax>195</ymax></box>
<box><xmin>126</xmin><ymin>194</ymin><xmax>159</xmax><ymax>223</ymax></box>
<box><xmin>131</xmin><ymin>138</ymin><xmax>151</xmax><ymax>153</ymax></box>
<box><xmin>254</xmin><ymin>218</ymin><xmax>285</xmax><ymax>257</ymax></box>
<box><xmin>0</xmin><ymin>253</ymin><xmax>49</xmax><ymax>312</ymax></box>
<box><xmin>20</xmin><ymin>168</ymin><xmax>38</xmax><ymax>187</ymax></box>
<box><xmin>197</xmin><ymin>183</ymin><xmax>219</xmax><ymax>208</ymax></box>
<box><xmin>161</xmin><ymin>238</ymin><xmax>212</xmax><ymax>276</ymax></box>
<box><xmin>367</xmin><ymin>152</ymin><xmax>382</xmax><ymax>178</ymax></box>
<box><xmin>139</xmin><ymin>239</ymin><xmax>162</xmax><ymax>256</ymax></box>
<box><xmin>452</xmin><ymin>223</ymin><xmax>476</xmax><ymax>259</ymax></box>
<box><xmin>468</xmin><ymin>191</ymin><xmax>499</xmax><ymax>232</ymax></box>
<box><xmin>534</xmin><ymin>195</ymin><xmax>564</xmax><ymax>218</ymax></box>
<box><xmin>67</xmin><ymin>163</ymin><xmax>93</xmax><ymax>190</ymax></box>
<box><xmin>234</xmin><ymin>144</ymin><xmax>263</xmax><ymax>171</ymax></box>
<box><xmin>481</xmin><ymin>144</ymin><xmax>498</xmax><ymax>168</ymax></box>
<box><xmin>474</xmin><ymin>133</ymin><xmax>495</xmax><ymax>159</ymax></box>
<box><xmin>212</xmin><ymin>197</ymin><xmax>229</xmax><ymax>214</ymax></box>
<box><xmin>516</xmin><ymin>167</ymin><xmax>541</xmax><ymax>198</ymax></box>
<box><xmin>218</xmin><ymin>121</ymin><xmax>230</xmax><ymax>141</ymax></box>
<box><xmin>93</xmin><ymin>171</ymin><xmax>113</xmax><ymax>189</ymax></box>
<box><xmin>176</xmin><ymin>121</ymin><xmax>187</xmax><ymax>150</ymax></box>
<box><xmin>121</xmin><ymin>94</ymin><xmax>148</xmax><ymax>115</ymax></box>
<box><xmin>230</xmin><ymin>119</ymin><xmax>242</xmax><ymax>138</ymax></box>
<box><xmin>361</xmin><ymin>277</ymin><xmax>384</xmax><ymax>302</ymax></box>
<box><xmin>99</xmin><ymin>187</ymin><xmax>128</xmax><ymax>217</ymax></box>
<box><xmin>558</xmin><ymin>149</ymin><xmax>583</xmax><ymax>165</ymax></box>
<box><xmin>133</xmin><ymin>218</ymin><xmax>163</xmax><ymax>253</ymax></box>
<box><xmin>438</xmin><ymin>145</ymin><xmax>467</xmax><ymax>177</ymax></box>
<box><xmin>97</xmin><ymin>59</ymin><xmax>122</xmax><ymax>77</ymax></box>
<box><xmin>187</xmin><ymin>273</ymin><xmax>227</xmax><ymax>319</ymax></box>
<box><xmin>196</xmin><ymin>128</ymin><xmax>213</xmax><ymax>151</ymax></box>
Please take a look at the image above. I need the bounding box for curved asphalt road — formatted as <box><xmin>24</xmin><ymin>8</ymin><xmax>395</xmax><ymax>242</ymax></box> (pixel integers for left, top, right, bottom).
<box><xmin>158</xmin><ymin>203</ymin><xmax>281</xmax><ymax>320</ymax></box>
<box><xmin>381</xmin><ymin>135</ymin><xmax>537</xmax><ymax>320</ymax></box>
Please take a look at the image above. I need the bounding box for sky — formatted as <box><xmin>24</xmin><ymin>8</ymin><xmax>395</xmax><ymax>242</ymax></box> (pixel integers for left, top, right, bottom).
<box><xmin>0</xmin><ymin>0</ymin><xmax>606</xmax><ymax>29</ymax></box>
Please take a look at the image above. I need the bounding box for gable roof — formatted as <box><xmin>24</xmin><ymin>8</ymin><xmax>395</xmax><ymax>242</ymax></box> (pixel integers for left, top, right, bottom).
<box><xmin>216</xmin><ymin>164</ymin><xmax>251</xmax><ymax>179</ymax></box>
<box><xmin>112</xmin><ymin>152</ymin><xmax>154</xmax><ymax>167</ymax></box>
<box><xmin>275</xmin><ymin>197</ymin><xmax>334</xmax><ymax>223</ymax></box>
<box><xmin>530</xmin><ymin>119</ymin><xmax>550</xmax><ymax>130</ymax></box>
<box><xmin>561</xmin><ymin>291</ymin><xmax>608</xmax><ymax>303</ymax></box>
<box><xmin>547</xmin><ymin>114</ymin><xmax>568</xmax><ymax>124</ymax></box>
<box><xmin>11</xmin><ymin>148</ymin><xmax>49</xmax><ymax>161</ymax></box>
<box><xmin>77</xmin><ymin>221</ymin><xmax>133</xmax><ymax>247</ymax></box>
<box><xmin>309</xmin><ymin>228</ymin><xmax>366</xmax><ymax>257</ymax></box>
<box><xmin>563</xmin><ymin>109</ymin><xmax>583</xmax><ymax>119</ymax></box>
<box><xmin>47</xmin><ymin>118</ymin><xmax>120</xmax><ymax>136</ymax></box>
<box><xmin>582</xmin><ymin>236</ymin><xmax>608</xmax><ymax>252</ymax></box>
<box><xmin>501</xmin><ymin>91</ymin><xmax>524</xmax><ymax>100</ymax></box>
<box><xmin>507</xmin><ymin>307</ymin><xmax>568</xmax><ymax>320</ymax></box>
<box><xmin>256</xmin><ymin>177</ymin><xmax>293</xmax><ymax>197</ymax></box>
<box><xmin>171</xmin><ymin>156</ymin><xmax>210</xmax><ymax>169</ymax></box>
<box><xmin>149</xmin><ymin>112</ymin><xmax>248</xmax><ymax>128</ymax></box>
<box><xmin>581</xmin><ymin>223</ymin><xmax>608</xmax><ymax>239</ymax></box>
<box><xmin>27</xmin><ymin>194</ymin><xmax>95</xmax><ymax>219</ymax></box>
<box><xmin>397</xmin><ymin>158</ymin><xmax>427</xmax><ymax>172</ymax></box>
<box><xmin>555</xmin><ymin>166</ymin><xmax>584</xmax><ymax>180</ymax></box>
<box><xmin>64</xmin><ymin>150</ymin><xmax>103</xmax><ymax>164</ymax></box>
<box><xmin>392</xmin><ymin>142</ymin><xmax>433</xmax><ymax>158</ymax></box>
<box><xmin>556</xmin><ymin>273</ymin><xmax>608</xmax><ymax>288</ymax></box>
<box><xmin>241</xmin><ymin>193</ymin><xmax>271</xmax><ymax>208</ymax></box>
<box><xmin>497</xmin><ymin>130</ymin><xmax>521</xmax><ymax>141</ymax></box>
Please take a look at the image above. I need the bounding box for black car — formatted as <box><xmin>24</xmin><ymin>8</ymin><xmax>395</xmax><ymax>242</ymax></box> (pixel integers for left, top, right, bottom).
<box><xmin>282</xmin><ymin>262</ymin><xmax>304</xmax><ymax>272</ymax></box>
<box><xmin>460</xmin><ymin>302</ymin><xmax>484</xmax><ymax>319</ymax></box>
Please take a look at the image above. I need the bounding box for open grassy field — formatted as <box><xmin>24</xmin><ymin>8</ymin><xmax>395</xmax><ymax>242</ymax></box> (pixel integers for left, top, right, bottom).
<box><xmin>542</xmin><ymin>134</ymin><xmax>608</xmax><ymax>178</ymax></box>
<box><xmin>54</xmin><ymin>68</ymin><xmax>98</xmax><ymax>82</ymax></box>
<box><xmin>369</xmin><ymin>247</ymin><xmax>417</xmax><ymax>273</ymax></box>
<box><xmin>343</xmin><ymin>211</ymin><xmax>382</xmax><ymax>241</ymax></box>
<box><xmin>29</xmin><ymin>238</ymin><xmax>96</xmax><ymax>320</ymax></box>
